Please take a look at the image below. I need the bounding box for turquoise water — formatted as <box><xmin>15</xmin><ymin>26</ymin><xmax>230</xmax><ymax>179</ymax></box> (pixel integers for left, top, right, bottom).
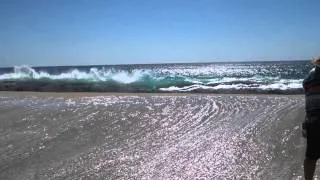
<box><xmin>0</xmin><ymin>61</ymin><xmax>314</xmax><ymax>93</ymax></box>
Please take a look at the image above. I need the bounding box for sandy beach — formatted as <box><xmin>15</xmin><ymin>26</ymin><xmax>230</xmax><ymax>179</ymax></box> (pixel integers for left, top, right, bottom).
<box><xmin>0</xmin><ymin>92</ymin><xmax>315</xmax><ymax>179</ymax></box>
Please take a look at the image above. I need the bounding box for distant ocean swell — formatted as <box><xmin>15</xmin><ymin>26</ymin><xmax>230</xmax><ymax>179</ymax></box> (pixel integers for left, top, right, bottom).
<box><xmin>0</xmin><ymin>62</ymin><xmax>312</xmax><ymax>94</ymax></box>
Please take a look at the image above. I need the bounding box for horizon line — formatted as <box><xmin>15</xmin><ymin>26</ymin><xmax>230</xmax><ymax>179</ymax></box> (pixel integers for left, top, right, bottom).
<box><xmin>0</xmin><ymin>59</ymin><xmax>311</xmax><ymax>69</ymax></box>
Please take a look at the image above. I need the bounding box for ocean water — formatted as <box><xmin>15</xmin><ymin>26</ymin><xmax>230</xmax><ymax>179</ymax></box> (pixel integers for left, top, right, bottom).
<box><xmin>0</xmin><ymin>61</ymin><xmax>313</xmax><ymax>93</ymax></box>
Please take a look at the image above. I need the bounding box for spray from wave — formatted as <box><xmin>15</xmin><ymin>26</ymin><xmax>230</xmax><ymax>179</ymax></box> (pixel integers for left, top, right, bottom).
<box><xmin>0</xmin><ymin>65</ymin><xmax>151</xmax><ymax>84</ymax></box>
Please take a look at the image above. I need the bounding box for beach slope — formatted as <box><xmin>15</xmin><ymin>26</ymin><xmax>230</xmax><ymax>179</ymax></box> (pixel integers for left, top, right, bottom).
<box><xmin>0</xmin><ymin>92</ymin><xmax>313</xmax><ymax>179</ymax></box>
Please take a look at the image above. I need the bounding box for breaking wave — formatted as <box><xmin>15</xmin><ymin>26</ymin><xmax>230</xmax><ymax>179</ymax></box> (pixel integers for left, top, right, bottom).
<box><xmin>0</xmin><ymin>63</ymin><xmax>309</xmax><ymax>94</ymax></box>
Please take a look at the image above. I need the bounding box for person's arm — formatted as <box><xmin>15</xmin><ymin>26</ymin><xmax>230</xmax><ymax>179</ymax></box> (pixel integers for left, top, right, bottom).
<box><xmin>302</xmin><ymin>70</ymin><xmax>313</xmax><ymax>138</ymax></box>
<box><xmin>302</xmin><ymin>117</ymin><xmax>307</xmax><ymax>138</ymax></box>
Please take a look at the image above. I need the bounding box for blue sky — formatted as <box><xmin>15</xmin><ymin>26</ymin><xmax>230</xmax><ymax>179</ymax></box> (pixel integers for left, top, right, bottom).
<box><xmin>1</xmin><ymin>0</ymin><xmax>319</xmax><ymax>66</ymax></box>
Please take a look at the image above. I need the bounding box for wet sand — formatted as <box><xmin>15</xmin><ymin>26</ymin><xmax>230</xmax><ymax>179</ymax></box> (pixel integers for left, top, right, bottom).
<box><xmin>0</xmin><ymin>92</ymin><xmax>316</xmax><ymax>179</ymax></box>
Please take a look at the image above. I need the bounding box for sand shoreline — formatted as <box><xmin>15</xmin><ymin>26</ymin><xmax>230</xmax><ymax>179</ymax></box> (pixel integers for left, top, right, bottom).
<box><xmin>0</xmin><ymin>90</ymin><xmax>311</xmax><ymax>179</ymax></box>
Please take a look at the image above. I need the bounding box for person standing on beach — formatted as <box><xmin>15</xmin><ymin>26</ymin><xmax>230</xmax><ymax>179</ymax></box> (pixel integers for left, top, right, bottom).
<box><xmin>303</xmin><ymin>57</ymin><xmax>320</xmax><ymax>180</ymax></box>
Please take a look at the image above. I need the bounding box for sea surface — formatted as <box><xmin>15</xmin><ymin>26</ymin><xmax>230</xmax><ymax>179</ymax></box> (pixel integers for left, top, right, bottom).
<box><xmin>0</xmin><ymin>61</ymin><xmax>313</xmax><ymax>93</ymax></box>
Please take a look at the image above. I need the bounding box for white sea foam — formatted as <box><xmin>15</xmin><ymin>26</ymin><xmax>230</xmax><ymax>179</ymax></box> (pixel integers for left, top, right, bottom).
<box><xmin>160</xmin><ymin>79</ymin><xmax>303</xmax><ymax>92</ymax></box>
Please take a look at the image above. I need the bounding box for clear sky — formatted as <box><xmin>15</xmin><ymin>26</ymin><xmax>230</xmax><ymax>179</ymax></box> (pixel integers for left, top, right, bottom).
<box><xmin>1</xmin><ymin>0</ymin><xmax>320</xmax><ymax>66</ymax></box>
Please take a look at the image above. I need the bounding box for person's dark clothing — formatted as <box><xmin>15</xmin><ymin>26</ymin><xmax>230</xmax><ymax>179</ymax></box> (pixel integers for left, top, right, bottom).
<box><xmin>303</xmin><ymin>66</ymin><xmax>320</xmax><ymax>160</ymax></box>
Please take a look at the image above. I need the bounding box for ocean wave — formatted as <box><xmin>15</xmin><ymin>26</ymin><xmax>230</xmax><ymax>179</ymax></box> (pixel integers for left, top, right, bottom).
<box><xmin>0</xmin><ymin>65</ymin><xmax>306</xmax><ymax>93</ymax></box>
